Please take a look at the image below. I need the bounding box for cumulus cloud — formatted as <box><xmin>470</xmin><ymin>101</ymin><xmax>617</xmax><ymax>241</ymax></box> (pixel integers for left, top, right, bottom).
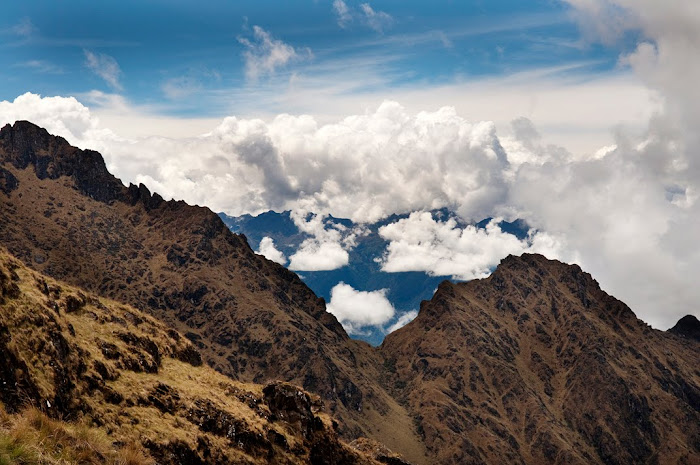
<box><xmin>0</xmin><ymin>92</ymin><xmax>119</xmax><ymax>151</ymax></box>
<box><xmin>286</xmin><ymin>210</ymin><xmax>364</xmax><ymax>271</ymax></box>
<box><xmin>257</xmin><ymin>236</ymin><xmax>286</xmax><ymax>265</ymax></box>
<box><xmin>326</xmin><ymin>282</ymin><xmax>395</xmax><ymax>334</ymax></box>
<box><xmin>288</xmin><ymin>240</ymin><xmax>348</xmax><ymax>271</ymax></box>
<box><xmin>238</xmin><ymin>26</ymin><xmax>312</xmax><ymax>81</ymax></box>
<box><xmin>378</xmin><ymin>213</ymin><xmax>569</xmax><ymax>280</ymax></box>
<box><xmin>386</xmin><ymin>310</ymin><xmax>418</xmax><ymax>334</ymax></box>
<box><xmin>499</xmin><ymin>117</ymin><xmax>570</xmax><ymax>167</ymax></box>
<box><xmin>105</xmin><ymin>100</ymin><xmax>505</xmax><ymax>225</ymax></box>
<box><xmin>84</xmin><ymin>50</ymin><xmax>123</xmax><ymax>90</ymax></box>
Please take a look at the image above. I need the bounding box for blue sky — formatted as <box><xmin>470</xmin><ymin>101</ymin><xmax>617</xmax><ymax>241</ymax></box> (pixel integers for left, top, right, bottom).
<box><xmin>1</xmin><ymin>1</ymin><xmax>629</xmax><ymax>120</ymax></box>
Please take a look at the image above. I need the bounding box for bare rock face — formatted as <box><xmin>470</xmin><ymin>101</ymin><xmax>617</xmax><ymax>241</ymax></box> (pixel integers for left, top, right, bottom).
<box><xmin>263</xmin><ymin>382</ymin><xmax>321</xmax><ymax>439</ymax></box>
<box><xmin>381</xmin><ymin>254</ymin><xmax>700</xmax><ymax>465</ymax></box>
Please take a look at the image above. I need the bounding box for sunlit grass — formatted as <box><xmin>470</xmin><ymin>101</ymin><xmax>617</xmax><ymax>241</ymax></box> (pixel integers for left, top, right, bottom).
<box><xmin>0</xmin><ymin>407</ymin><xmax>152</xmax><ymax>465</ymax></box>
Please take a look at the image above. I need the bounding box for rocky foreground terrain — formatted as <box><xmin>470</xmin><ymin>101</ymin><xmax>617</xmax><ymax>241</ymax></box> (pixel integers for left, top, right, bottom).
<box><xmin>0</xmin><ymin>249</ymin><xmax>406</xmax><ymax>465</ymax></box>
<box><xmin>1</xmin><ymin>121</ymin><xmax>699</xmax><ymax>464</ymax></box>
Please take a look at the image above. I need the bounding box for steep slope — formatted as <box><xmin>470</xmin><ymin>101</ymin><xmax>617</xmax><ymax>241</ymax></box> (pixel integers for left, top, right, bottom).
<box><xmin>381</xmin><ymin>254</ymin><xmax>700</xmax><ymax>465</ymax></box>
<box><xmin>0</xmin><ymin>248</ymin><xmax>406</xmax><ymax>465</ymax></box>
<box><xmin>0</xmin><ymin>121</ymin><xmax>426</xmax><ymax>462</ymax></box>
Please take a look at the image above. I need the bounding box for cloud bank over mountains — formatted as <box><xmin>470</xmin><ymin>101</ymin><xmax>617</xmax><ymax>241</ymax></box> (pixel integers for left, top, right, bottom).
<box><xmin>378</xmin><ymin>214</ymin><xmax>570</xmax><ymax>281</ymax></box>
<box><xmin>1</xmin><ymin>0</ymin><xmax>699</xmax><ymax>331</ymax></box>
<box><xmin>0</xmin><ymin>87</ymin><xmax>693</xmax><ymax>330</ymax></box>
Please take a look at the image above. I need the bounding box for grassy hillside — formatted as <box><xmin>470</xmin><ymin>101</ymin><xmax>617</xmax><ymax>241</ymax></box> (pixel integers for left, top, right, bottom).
<box><xmin>0</xmin><ymin>249</ymin><xmax>404</xmax><ymax>465</ymax></box>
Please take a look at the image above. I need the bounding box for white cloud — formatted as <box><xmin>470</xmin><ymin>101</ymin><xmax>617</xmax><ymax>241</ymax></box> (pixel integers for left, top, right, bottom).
<box><xmin>257</xmin><ymin>236</ymin><xmax>286</xmax><ymax>265</ymax></box>
<box><xmin>332</xmin><ymin>2</ymin><xmax>393</xmax><ymax>32</ymax></box>
<box><xmin>1</xmin><ymin>85</ymin><xmax>698</xmax><ymax>329</ymax></box>
<box><xmin>0</xmin><ymin>92</ymin><xmax>119</xmax><ymax>150</ymax></box>
<box><xmin>333</xmin><ymin>0</ymin><xmax>352</xmax><ymax>28</ymax></box>
<box><xmin>238</xmin><ymin>26</ymin><xmax>312</xmax><ymax>81</ymax></box>
<box><xmin>287</xmin><ymin>211</ymin><xmax>351</xmax><ymax>271</ymax></box>
<box><xmin>83</xmin><ymin>50</ymin><xmax>123</xmax><ymax>90</ymax></box>
<box><xmin>378</xmin><ymin>213</ymin><xmax>569</xmax><ymax>280</ymax></box>
<box><xmin>326</xmin><ymin>282</ymin><xmax>395</xmax><ymax>334</ymax></box>
<box><xmin>360</xmin><ymin>3</ymin><xmax>393</xmax><ymax>33</ymax></box>
<box><xmin>288</xmin><ymin>240</ymin><xmax>349</xmax><ymax>271</ymax></box>
<box><xmin>386</xmin><ymin>310</ymin><xmax>418</xmax><ymax>334</ymax></box>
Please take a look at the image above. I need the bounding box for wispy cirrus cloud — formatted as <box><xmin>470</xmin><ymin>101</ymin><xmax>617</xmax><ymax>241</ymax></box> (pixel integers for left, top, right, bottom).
<box><xmin>161</xmin><ymin>68</ymin><xmax>221</xmax><ymax>100</ymax></box>
<box><xmin>13</xmin><ymin>60</ymin><xmax>63</xmax><ymax>74</ymax></box>
<box><xmin>359</xmin><ymin>3</ymin><xmax>393</xmax><ymax>33</ymax></box>
<box><xmin>238</xmin><ymin>26</ymin><xmax>312</xmax><ymax>81</ymax></box>
<box><xmin>83</xmin><ymin>50</ymin><xmax>122</xmax><ymax>90</ymax></box>
<box><xmin>332</xmin><ymin>1</ymin><xmax>393</xmax><ymax>33</ymax></box>
<box><xmin>7</xmin><ymin>17</ymin><xmax>36</xmax><ymax>37</ymax></box>
<box><xmin>333</xmin><ymin>0</ymin><xmax>353</xmax><ymax>29</ymax></box>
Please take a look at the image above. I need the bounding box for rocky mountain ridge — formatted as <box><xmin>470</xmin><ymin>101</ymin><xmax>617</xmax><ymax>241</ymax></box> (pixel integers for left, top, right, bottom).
<box><xmin>0</xmin><ymin>120</ymin><xmax>427</xmax><ymax>461</ymax></box>
<box><xmin>381</xmin><ymin>254</ymin><xmax>700</xmax><ymax>464</ymax></box>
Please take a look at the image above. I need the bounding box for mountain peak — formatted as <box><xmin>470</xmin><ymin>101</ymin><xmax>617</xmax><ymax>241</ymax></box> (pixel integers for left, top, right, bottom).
<box><xmin>669</xmin><ymin>314</ymin><xmax>700</xmax><ymax>341</ymax></box>
<box><xmin>382</xmin><ymin>253</ymin><xmax>700</xmax><ymax>465</ymax></box>
<box><xmin>0</xmin><ymin>120</ymin><xmax>126</xmax><ymax>203</ymax></box>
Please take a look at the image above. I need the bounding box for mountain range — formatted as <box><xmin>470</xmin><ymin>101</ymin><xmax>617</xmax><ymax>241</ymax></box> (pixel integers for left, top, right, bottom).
<box><xmin>1</xmin><ymin>121</ymin><xmax>698</xmax><ymax>465</ymax></box>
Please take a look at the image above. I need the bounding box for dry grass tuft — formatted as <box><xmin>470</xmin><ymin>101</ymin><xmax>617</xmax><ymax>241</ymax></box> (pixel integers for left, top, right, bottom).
<box><xmin>0</xmin><ymin>407</ymin><xmax>152</xmax><ymax>465</ymax></box>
